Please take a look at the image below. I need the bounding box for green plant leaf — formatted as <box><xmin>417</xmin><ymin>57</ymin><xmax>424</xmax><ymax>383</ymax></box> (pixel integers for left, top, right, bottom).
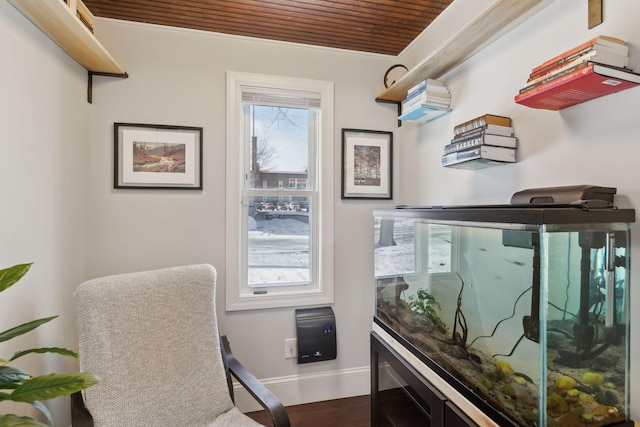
<box><xmin>9</xmin><ymin>347</ymin><xmax>78</xmax><ymax>362</ymax></box>
<box><xmin>0</xmin><ymin>414</ymin><xmax>48</xmax><ymax>427</ymax></box>
<box><xmin>0</xmin><ymin>317</ymin><xmax>58</xmax><ymax>344</ymax></box>
<box><xmin>6</xmin><ymin>372</ymin><xmax>99</xmax><ymax>403</ymax></box>
<box><xmin>0</xmin><ymin>366</ymin><xmax>29</xmax><ymax>389</ymax></box>
<box><xmin>0</xmin><ymin>264</ymin><xmax>32</xmax><ymax>294</ymax></box>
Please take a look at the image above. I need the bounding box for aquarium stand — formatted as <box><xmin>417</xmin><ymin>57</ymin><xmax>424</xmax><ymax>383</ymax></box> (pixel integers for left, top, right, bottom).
<box><xmin>372</xmin><ymin>320</ymin><xmax>515</xmax><ymax>427</ymax></box>
<box><xmin>371</xmin><ymin>328</ymin><xmax>481</xmax><ymax>427</ymax></box>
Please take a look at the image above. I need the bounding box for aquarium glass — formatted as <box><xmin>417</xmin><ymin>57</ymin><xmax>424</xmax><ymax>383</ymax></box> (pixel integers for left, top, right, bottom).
<box><xmin>374</xmin><ymin>213</ymin><xmax>631</xmax><ymax>427</ymax></box>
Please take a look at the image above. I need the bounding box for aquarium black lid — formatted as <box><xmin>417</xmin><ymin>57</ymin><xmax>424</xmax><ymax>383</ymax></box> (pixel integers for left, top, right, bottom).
<box><xmin>395</xmin><ymin>201</ymin><xmax>612</xmax><ymax>210</ymax></box>
<box><xmin>510</xmin><ymin>185</ymin><xmax>616</xmax><ymax>205</ymax></box>
<box><xmin>387</xmin><ymin>185</ymin><xmax>635</xmax><ymax>224</ymax></box>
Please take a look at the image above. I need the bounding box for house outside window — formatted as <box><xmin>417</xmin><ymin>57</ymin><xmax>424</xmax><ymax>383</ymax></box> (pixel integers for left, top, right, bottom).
<box><xmin>225</xmin><ymin>72</ymin><xmax>334</xmax><ymax>311</ymax></box>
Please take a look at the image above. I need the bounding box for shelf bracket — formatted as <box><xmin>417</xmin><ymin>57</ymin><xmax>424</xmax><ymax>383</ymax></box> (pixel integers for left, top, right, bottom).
<box><xmin>87</xmin><ymin>71</ymin><xmax>129</xmax><ymax>104</ymax></box>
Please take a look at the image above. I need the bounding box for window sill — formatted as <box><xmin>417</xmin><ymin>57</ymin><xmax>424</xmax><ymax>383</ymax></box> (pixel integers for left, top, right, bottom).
<box><xmin>226</xmin><ymin>287</ymin><xmax>334</xmax><ymax>311</ymax></box>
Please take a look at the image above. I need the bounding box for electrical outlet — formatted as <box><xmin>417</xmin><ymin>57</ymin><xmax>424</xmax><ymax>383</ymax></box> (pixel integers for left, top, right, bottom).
<box><xmin>284</xmin><ymin>338</ymin><xmax>297</xmax><ymax>359</ymax></box>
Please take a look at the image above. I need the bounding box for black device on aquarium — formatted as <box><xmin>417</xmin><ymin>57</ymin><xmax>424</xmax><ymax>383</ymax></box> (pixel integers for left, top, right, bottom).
<box><xmin>373</xmin><ymin>185</ymin><xmax>634</xmax><ymax>427</ymax></box>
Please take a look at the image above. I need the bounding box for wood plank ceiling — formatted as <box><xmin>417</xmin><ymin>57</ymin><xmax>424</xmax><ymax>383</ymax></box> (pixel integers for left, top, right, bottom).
<box><xmin>82</xmin><ymin>0</ymin><xmax>455</xmax><ymax>56</ymax></box>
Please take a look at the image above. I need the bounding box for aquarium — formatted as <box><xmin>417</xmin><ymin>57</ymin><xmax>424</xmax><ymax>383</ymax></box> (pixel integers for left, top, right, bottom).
<box><xmin>374</xmin><ymin>202</ymin><xmax>634</xmax><ymax>427</ymax></box>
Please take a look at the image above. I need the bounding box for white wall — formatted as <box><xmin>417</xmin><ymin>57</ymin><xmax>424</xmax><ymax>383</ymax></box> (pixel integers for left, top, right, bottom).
<box><xmin>84</xmin><ymin>18</ymin><xmax>397</xmax><ymax>410</ymax></box>
<box><xmin>396</xmin><ymin>0</ymin><xmax>640</xmax><ymax>420</ymax></box>
<box><xmin>0</xmin><ymin>2</ymin><xmax>90</xmax><ymax>425</ymax></box>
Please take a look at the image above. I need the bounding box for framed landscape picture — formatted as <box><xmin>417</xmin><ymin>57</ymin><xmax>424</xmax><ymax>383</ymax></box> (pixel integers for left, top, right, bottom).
<box><xmin>341</xmin><ymin>128</ymin><xmax>393</xmax><ymax>199</ymax></box>
<box><xmin>114</xmin><ymin>123</ymin><xmax>203</xmax><ymax>189</ymax></box>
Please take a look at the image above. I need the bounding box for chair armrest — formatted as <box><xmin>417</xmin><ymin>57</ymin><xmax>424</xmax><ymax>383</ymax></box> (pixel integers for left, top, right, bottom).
<box><xmin>221</xmin><ymin>336</ymin><xmax>291</xmax><ymax>427</ymax></box>
<box><xmin>71</xmin><ymin>391</ymin><xmax>94</xmax><ymax>427</ymax></box>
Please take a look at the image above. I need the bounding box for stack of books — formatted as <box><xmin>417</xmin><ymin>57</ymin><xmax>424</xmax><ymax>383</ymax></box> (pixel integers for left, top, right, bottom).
<box><xmin>398</xmin><ymin>79</ymin><xmax>451</xmax><ymax>123</ymax></box>
<box><xmin>442</xmin><ymin>114</ymin><xmax>517</xmax><ymax>169</ymax></box>
<box><xmin>515</xmin><ymin>35</ymin><xmax>640</xmax><ymax>110</ymax></box>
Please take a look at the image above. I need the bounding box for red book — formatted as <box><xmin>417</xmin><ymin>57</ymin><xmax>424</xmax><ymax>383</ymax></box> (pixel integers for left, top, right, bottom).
<box><xmin>530</xmin><ymin>35</ymin><xmax>628</xmax><ymax>75</ymax></box>
<box><xmin>515</xmin><ymin>63</ymin><xmax>640</xmax><ymax>111</ymax></box>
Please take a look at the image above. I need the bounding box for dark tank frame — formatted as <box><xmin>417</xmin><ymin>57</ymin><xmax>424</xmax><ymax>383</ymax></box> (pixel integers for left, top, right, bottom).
<box><xmin>373</xmin><ymin>186</ymin><xmax>635</xmax><ymax>427</ymax></box>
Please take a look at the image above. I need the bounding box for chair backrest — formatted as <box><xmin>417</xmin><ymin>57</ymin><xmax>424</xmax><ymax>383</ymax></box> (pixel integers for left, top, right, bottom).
<box><xmin>74</xmin><ymin>264</ymin><xmax>234</xmax><ymax>426</ymax></box>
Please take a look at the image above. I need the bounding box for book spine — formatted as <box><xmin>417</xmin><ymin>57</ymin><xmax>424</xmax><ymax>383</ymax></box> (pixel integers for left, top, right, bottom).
<box><xmin>403</xmin><ymin>89</ymin><xmax>425</xmax><ymax>103</ymax></box>
<box><xmin>528</xmin><ymin>46</ymin><xmax>598</xmax><ymax>81</ymax></box>
<box><xmin>443</xmin><ymin>147</ymin><xmax>516</xmax><ymax>166</ymax></box>
<box><xmin>442</xmin><ymin>148</ymin><xmax>481</xmax><ymax>166</ymax></box>
<box><xmin>453</xmin><ymin>117</ymin><xmax>487</xmax><ymax>135</ymax></box>
<box><xmin>520</xmin><ymin>61</ymin><xmax>590</xmax><ymax>94</ymax></box>
<box><xmin>402</xmin><ymin>95</ymin><xmax>450</xmax><ymax>113</ymax></box>
<box><xmin>530</xmin><ymin>37</ymin><xmax>604</xmax><ymax>74</ymax></box>
<box><xmin>516</xmin><ymin>64</ymin><xmax>595</xmax><ymax>101</ymax></box>
<box><xmin>406</xmin><ymin>80</ymin><xmax>447</xmax><ymax>99</ymax></box>
<box><xmin>444</xmin><ymin>135</ymin><xmax>516</xmax><ymax>154</ymax></box>
<box><xmin>453</xmin><ymin>117</ymin><xmax>492</xmax><ymax>135</ymax></box>
<box><xmin>453</xmin><ymin>115</ymin><xmax>511</xmax><ymax>136</ymax></box>
<box><xmin>77</xmin><ymin>0</ymin><xmax>94</xmax><ymax>20</ymax></box>
<box><xmin>406</xmin><ymin>81</ymin><xmax>426</xmax><ymax>98</ymax></box>
<box><xmin>531</xmin><ymin>37</ymin><xmax>627</xmax><ymax>74</ymax></box>
<box><xmin>405</xmin><ymin>88</ymin><xmax>425</xmax><ymax>101</ymax></box>
<box><xmin>401</xmin><ymin>97</ymin><xmax>424</xmax><ymax>113</ymax></box>
<box><xmin>449</xmin><ymin>128</ymin><xmax>485</xmax><ymax>144</ymax></box>
<box><xmin>77</xmin><ymin>13</ymin><xmax>93</xmax><ymax>33</ymax></box>
<box><xmin>444</xmin><ymin>137</ymin><xmax>488</xmax><ymax>154</ymax></box>
<box><xmin>76</xmin><ymin>0</ymin><xmax>94</xmax><ymax>32</ymax></box>
<box><xmin>402</xmin><ymin>101</ymin><xmax>449</xmax><ymax>117</ymax></box>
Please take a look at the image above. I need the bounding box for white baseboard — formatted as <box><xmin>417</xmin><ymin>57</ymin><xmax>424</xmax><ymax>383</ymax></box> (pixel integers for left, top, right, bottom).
<box><xmin>234</xmin><ymin>366</ymin><xmax>371</xmax><ymax>413</ymax></box>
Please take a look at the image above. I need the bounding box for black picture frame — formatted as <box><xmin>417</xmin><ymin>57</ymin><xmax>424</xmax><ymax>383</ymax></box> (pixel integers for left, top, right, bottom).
<box><xmin>114</xmin><ymin>123</ymin><xmax>203</xmax><ymax>190</ymax></box>
<box><xmin>341</xmin><ymin>128</ymin><xmax>393</xmax><ymax>199</ymax></box>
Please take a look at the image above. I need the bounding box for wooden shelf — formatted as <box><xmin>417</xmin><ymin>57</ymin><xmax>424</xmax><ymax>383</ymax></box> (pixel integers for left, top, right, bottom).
<box><xmin>8</xmin><ymin>0</ymin><xmax>127</xmax><ymax>102</ymax></box>
<box><xmin>9</xmin><ymin>0</ymin><xmax>126</xmax><ymax>75</ymax></box>
<box><xmin>376</xmin><ymin>0</ymin><xmax>555</xmax><ymax>103</ymax></box>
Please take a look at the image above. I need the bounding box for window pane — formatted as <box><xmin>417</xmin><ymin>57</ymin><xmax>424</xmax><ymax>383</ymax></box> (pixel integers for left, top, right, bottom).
<box><xmin>245</xmin><ymin>103</ymin><xmax>313</xmax><ymax>288</ymax></box>
<box><xmin>248</xmin><ymin>195</ymin><xmax>311</xmax><ymax>287</ymax></box>
<box><xmin>248</xmin><ymin>105</ymin><xmax>309</xmax><ymax>189</ymax></box>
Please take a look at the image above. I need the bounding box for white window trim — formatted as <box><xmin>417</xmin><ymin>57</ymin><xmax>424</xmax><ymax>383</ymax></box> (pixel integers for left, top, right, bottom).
<box><xmin>225</xmin><ymin>71</ymin><xmax>335</xmax><ymax>311</ymax></box>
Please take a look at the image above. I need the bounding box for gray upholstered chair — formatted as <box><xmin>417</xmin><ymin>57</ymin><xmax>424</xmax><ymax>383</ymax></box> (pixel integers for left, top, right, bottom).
<box><xmin>71</xmin><ymin>264</ymin><xmax>289</xmax><ymax>427</ymax></box>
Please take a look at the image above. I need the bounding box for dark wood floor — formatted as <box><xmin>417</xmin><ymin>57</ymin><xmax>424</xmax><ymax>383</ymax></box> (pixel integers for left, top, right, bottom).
<box><xmin>245</xmin><ymin>395</ymin><xmax>370</xmax><ymax>427</ymax></box>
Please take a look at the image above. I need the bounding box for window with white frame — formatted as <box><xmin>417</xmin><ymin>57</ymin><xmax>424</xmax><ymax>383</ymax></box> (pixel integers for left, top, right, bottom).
<box><xmin>225</xmin><ymin>72</ymin><xmax>334</xmax><ymax>311</ymax></box>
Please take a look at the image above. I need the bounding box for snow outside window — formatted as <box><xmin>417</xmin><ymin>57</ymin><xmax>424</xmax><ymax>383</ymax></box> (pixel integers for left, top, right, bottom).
<box><xmin>225</xmin><ymin>72</ymin><xmax>334</xmax><ymax>311</ymax></box>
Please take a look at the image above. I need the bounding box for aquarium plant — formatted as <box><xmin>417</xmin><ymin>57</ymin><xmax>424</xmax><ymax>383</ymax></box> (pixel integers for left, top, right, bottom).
<box><xmin>0</xmin><ymin>263</ymin><xmax>99</xmax><ymax>426</ymax></box>
<box><xmin>407</xmin><ymin>288</ymin><xmax>447</xmax><ymax>332</ymax></box>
